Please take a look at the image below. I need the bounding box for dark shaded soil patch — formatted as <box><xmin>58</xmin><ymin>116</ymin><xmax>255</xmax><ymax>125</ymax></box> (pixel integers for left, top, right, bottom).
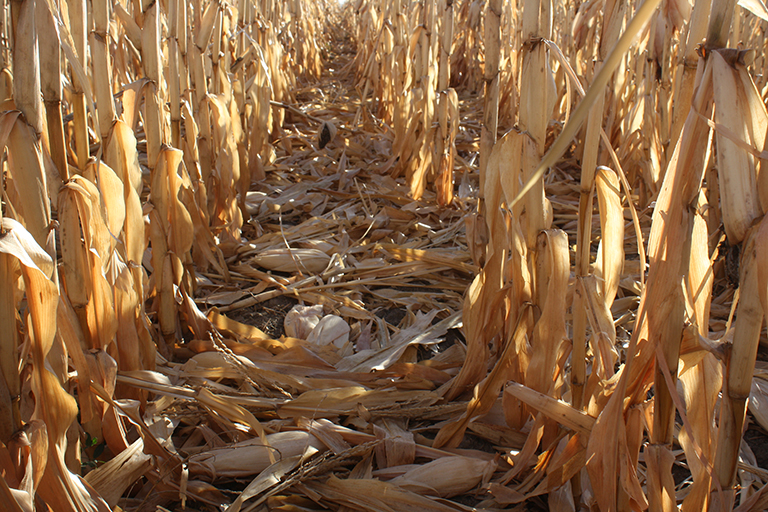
<box><xmin>376</xmin><ymin>306</ymin><xmax>407</xmax><ymax>327</ymax></box>
<box><xmin>744</xmin><ymin>423</ymin><xmax>768</xmax><ymax>471</ymax></box>
<box><xmin>226</xmin><ymin>295</ymin><xmax>298</xmax><ymax>338</ymax></box>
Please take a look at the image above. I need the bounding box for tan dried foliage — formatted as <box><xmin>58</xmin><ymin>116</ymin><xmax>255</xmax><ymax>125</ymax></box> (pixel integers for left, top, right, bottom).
<box><xmin>3</xmin><ymin>0</ymin><xmax>768</xmax><ymax>510</ymax></box>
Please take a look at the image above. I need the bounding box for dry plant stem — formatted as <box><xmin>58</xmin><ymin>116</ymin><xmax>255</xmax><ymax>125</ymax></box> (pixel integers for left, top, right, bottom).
<box><xmin>642</xmin><ymin>55</ymin><xmax>713</xmax><ymax>512</ymax></box>
<box><xmin>142</xmin><ymin>0</ymin><xmax>163</xmax><ymax>167</ymax></box>
<box><xmin>655</xmin><ymin>226</ymin><xmax>690</xmax><ymax>493</ymax></box>
<box><xmin>437</xmin><ymin>0</ymin><xmax>453</xmax><ymax>92</ymax></box>
<box><xmin>669</xmin><ymin>0</ymin><xmax>711</xmax><ymax>151</ymax></box>
<box><xmin>712</xmin><ymin>222</ymin><xmax>765</xmax><ymax>509</ymax></box>
<box><xmin>58</xmin><ymin>182</ymin><xmax>89</xmax><ymax>330</ymax></box>
<box><xmin>66</xmin><ymin>0</ymin><xmax>89</xmax><ymax>171</ymax></box>
<box><xmin>571</xmin><ymin>73</ymin><xmax>604</xmax><ymax>411</ymax></box>
<box><xmin>91</xmin><ymin>0</ymin><xmax>115</xmax><ymax>140</ymax></box>
<box><xmin>7</xmin><ymin>121</ymin><xmax>51</xmax><ymax>251</ymax></box>
<box><xmin>190</xmin><ymin>38</ymin><xmax>212</xmax><ymax>186</ymax></box>
<box><xmin>210</xmin><ymin>10</ymin><xmax>223</xmax><ymax>95</ymax></box>
<box><xmin>679</xmin><ymin>217</ymin><xmax>719</xmax><ymax>511</ymax></box>
<box><xmin>518</xmin><ymin>2</ymin><xmax>551</xmax><ymax>256</ymax></box>
<box><xmin>656</xmin><ymin>30</ymin><xmax>673</xmax><ymax>169</ymax></box>
<box><xmin>169</xmin><ymin>0</ymin><xmax>182</xmax><ymax>148</ymax></box>
<box><xmin>0</xmin><ymin>251</ymin><xmax>19</xmax><ymax>438</ymax></box>
<box><xmin>0</xmin><ymin>363</ymin><xmax>14</xmax><ymax>444</ymax></box>
<box><xmin>515</xmin><ymin>0</ymin><xmax>554</xmax><ymax>454</ymax></box>
<box><xmin>512</xmin><ymin>0</ymin><xmax>664</xmax><ymax>208</ymax></box>
<box><xmin>71</xmin><ymin>94</ymin><xmax>89</xmax><ymax>171</ymax></box>
<box><xmin>0</xmin><ymin>2</ymin><xmax>8</xmax><ymax>69</ymax></box>
<box><xmin>409</xmin><ymin>0</ymin><xmax>437</xmax><ymax>200</ymax></box>
<box><xmin>13</xmin><ymin>0</ymin><xmax>41</xmax><ymax>135</ymax></box>
<box><xmin>169</xmin><ymin>39</ymin><xmax>182</xmax><ymax>149</ymax></box>
<box><xmin>478</xmin><ymin>0</ymin><xmax>501</xmax><ymax>198</ymax></box>
<box><xmin>435</xmin><ymin>0</ymin><xmax>455</xmax><ymax>206</ymax></box>
<box><xmin>37</xmin><ymin>0</ymin><xmax>67</xmax><ymax>179</ymax></box>
<box><xmin>706</xmin><ymin>0</ymin><xmax>737</xmax><ymax>49</ymax></box>
<box><xmin>573</xmin><ymin>73</ymin><xmax>623</xmax><ymax>496</ymax></box>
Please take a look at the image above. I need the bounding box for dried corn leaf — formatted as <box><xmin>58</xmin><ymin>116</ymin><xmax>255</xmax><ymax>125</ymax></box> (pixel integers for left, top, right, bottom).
<box><xmin>374</xmin><ymin>418</ymin><xmax>415</xmax><ymax>468</ymax></box>
<box><xmin>226</xmin><ymin>454</ymin><xmax>305</xmax><ymax>512</ymax></box>
<box><xmin>594</xmin><ymin>167</ymin><xmax>624</xmax><ymax>308</ymax></box>
<box><xmin>305</xmin><ymin>475</ymin><xmax>466</xmax><ymax>512</ymax></box>
<box><xmin>504</xmin><ymin>383</ymin><xmax>595</xmax><ymax>435</ymax></box>
<box><xmin>278</xmin><ymin>387</ymin><xmax>439</xmax><ymax>419</ymax></box>
<box><xmin>711</xmin><ymin>51</ymin><xmax>761</xmax><ymax>244</ymax></box>
<box><xmin>83</xmin><ymin>438</ymin><xmax>151</xmax><ymax>508</ymax></box>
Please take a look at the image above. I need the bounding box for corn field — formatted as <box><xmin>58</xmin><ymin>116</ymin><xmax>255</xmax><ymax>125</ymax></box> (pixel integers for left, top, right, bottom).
<box><xmin>3</xmin><ymin>0</ymin><xmax>768</xmax><ymax>509</ymax></box>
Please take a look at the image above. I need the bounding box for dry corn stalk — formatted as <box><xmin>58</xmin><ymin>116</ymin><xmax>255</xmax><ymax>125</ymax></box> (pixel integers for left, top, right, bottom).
<box><xmin>37</xmin><ymin>0</ymin><xmax>67</xmax><ymax>180</ymax></box>
<box><xmin>709</xmin><ymin>48</ymin><xmax>768</xmax><ymax>511</ymax></box>
<box><xmin>478</xmin><ymin>0</ymin><xmax>501</xmax><ymax>196</ymax></box>
<box><xmin>0</xmin><ymin>0</ymin><xmax>331</xmax><ymax>508</ymax></box>
<box><xmin>571</xmin><ymin>0</ymin><xmax>625</xmax><ymax>412</ymax></box>
<box><xmin>149</xmin><ymin>148</ymin><xmax>196</xmax><ymax>348</ymax></box>
<box><xmin>629</xmin><ymin>49</ymin><xmax>713</xmax><ymax>512</ymax></box>
<box><xmin>0</xmin><ymin>218</ymin><xmax>109</xmax><ymax>511</ymax></box>
<box><xmin>90</xmin><ymin>0</ymin><xmax>114</xmax><ymax>140</ymax></box>
<box><xmin>712</xmin><ymin>219</ymin><xmax>765</xmax><ymax>511</ymax></box>
<box><xmin>66</xmin><ymin>0</ymin><xmax>90</xmax><ymax>171</ymax></box>
<box><xmin>669</xmin><ymin>0</ymin><xmax>711</xmax><ymax>152</ymax></box>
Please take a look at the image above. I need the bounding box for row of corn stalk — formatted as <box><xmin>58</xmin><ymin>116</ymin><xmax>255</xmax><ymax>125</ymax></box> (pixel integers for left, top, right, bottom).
<box><xmin>350</xmin><ymin>0</ymin><xmax>459</xmax><ymax>205</ymax></box>
<box><xmin>0</xmin><ymin>0</ymin><xmax>328</xmax><ymax>508</ymax></box>
<box><xmin>351</xmin><ymin>0</ymin><xmax>768</xmax><ymax>509</ymax></box>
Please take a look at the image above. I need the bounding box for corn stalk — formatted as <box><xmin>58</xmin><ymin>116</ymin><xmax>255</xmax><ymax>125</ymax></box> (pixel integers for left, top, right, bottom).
<box><xmin>478</xmin><ymin>0</ymin><xmax>501</xmax><ymax>198</ymax></box>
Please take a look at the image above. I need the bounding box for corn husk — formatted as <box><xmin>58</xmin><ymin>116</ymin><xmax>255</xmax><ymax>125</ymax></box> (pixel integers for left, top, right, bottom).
<box><xmin>250</xmin><ymin>248</ymin><xmax>331</xmax><ymax>274</ymax></box>
<box><xmin>389</xmin><ymin>456</ymin><xmax>496</xmax><ymax>498</ymax></box>
<box><xmin>189</xmin><ymin>431</ymin><xmax>325</xmax><ymax>479</ymax></box>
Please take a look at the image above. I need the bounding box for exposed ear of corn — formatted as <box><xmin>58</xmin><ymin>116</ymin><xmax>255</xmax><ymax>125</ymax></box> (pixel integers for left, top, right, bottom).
<box><xmin>390</xmin><ymin>455</ymin><xmax>496</xmax><ymax>498</ymax></box>
<box><xmin>250</xmin><ymin>247</ymin><xmax>332</xmax><ymax>274</ymax></box>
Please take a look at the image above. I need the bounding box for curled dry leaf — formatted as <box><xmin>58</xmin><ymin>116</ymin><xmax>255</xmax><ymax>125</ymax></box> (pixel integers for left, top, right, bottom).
<box><xmin>306</xmin><ymin>315</ymin><xmax>351</xmax><ymax>348</ymax></box>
